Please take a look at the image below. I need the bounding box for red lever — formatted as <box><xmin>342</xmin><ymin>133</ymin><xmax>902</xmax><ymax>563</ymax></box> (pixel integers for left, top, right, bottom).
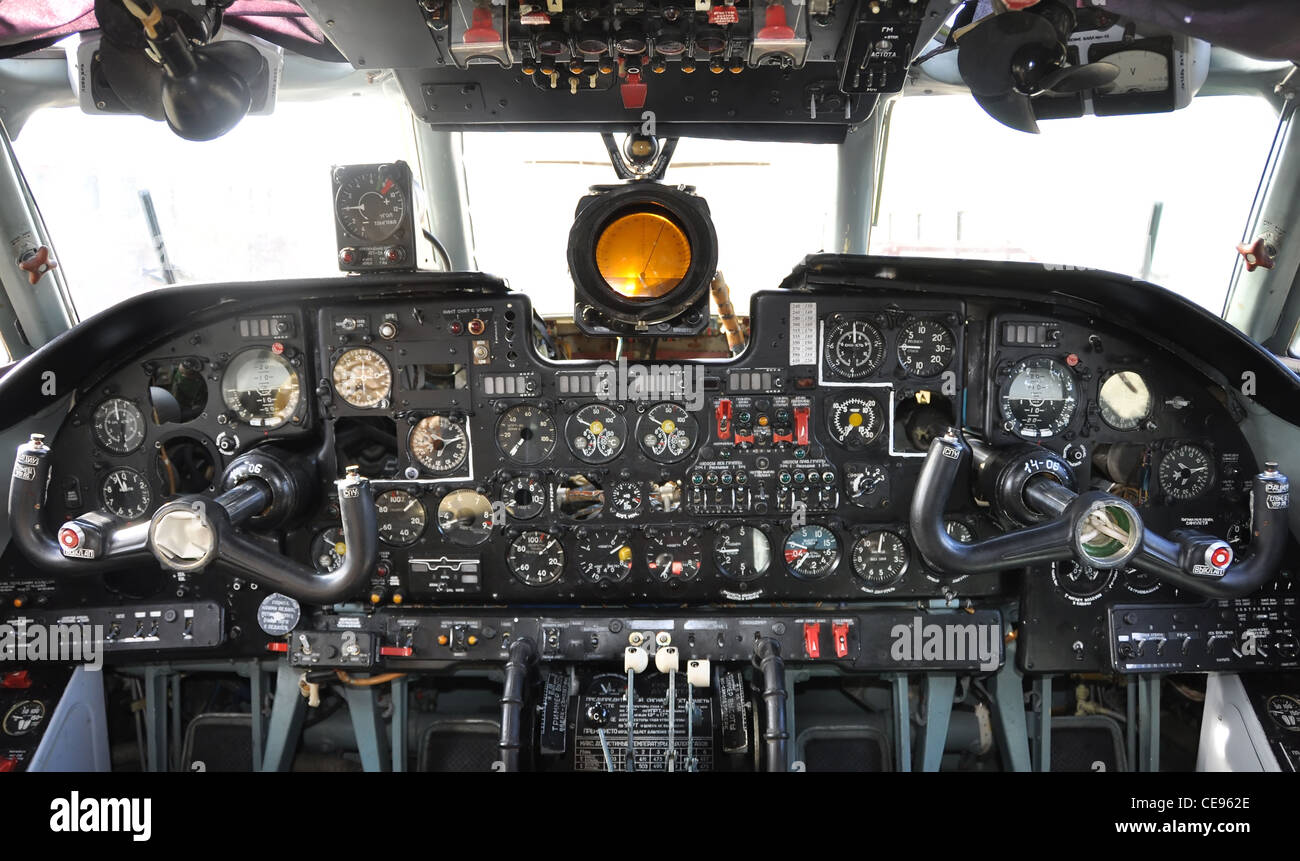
<box><xmin>757</xmin><ymin>3</ymin><xmax>794</xmax><ymax>40</ymax></box>
<box><xmin>832</xmin><ymin>623</ymin><xmax>849</xmax><ymax>658</ymax></box>
<box><xmin>1237</xmin><ymin>237</ymin><xmax>1275</xmax><ymax>272</ymax></box>
<box><xmin>0</xmin><ymin>757</ymin><xmax>17</xmax><ymax>772</ymax></box>
<box><xmin>266</xmin><ymin>641</ymin><xmax>289</xmax><ymax>653</ymax></box>
<box><xmin>803</xmin><ymin>623</ymin><xmax>822</xmax><ymax>658</ymax></box>
<box><xmin>715</xmin><ymin>398</ymin><xmax>732</xmax><ymax>441</ymax></box>
<box><xmin>380</xmin><ymin>646</ymin><xmax>414</xmax><ymax>657</ymax></box>
<box><xmin>794</xmin><ymin>406</ymin><xmax>810</xmax><ymax>447</ymax></box>
<box><xmin>620</xmin><ymin>72</ymin><xmax>647</xmax><ymax>110</ymax></box>
<box><xmin>463</xmin><ymin>7</ymin><xmax>501</xmax><ymax>43</ymax></box>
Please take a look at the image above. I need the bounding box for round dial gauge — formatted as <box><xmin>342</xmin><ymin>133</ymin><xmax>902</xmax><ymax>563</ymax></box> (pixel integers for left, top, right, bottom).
<box><xmin>609</xmin><ymin>481</ymin><xmax>644</xmax><ymax>519</ymax></box>
<box><xmin>375</xmin><ymin>489</ymin><xmax>426</xmax><ymax>546</ymax></box>
<box><xmin>310</xmin><ymin>526</ymin><xmax>347</xmax><ymax>574</ymax></box>
<box><xmin>92</xmin><ymin>397</ymin><xmax>146</xmax><ymax>454</ymax></box>
<box><xmin>645</xmin><ymin>527</ymin><xmax>702</xmax><ymax>582</ymax></box>
<box><xmin>897</xmin><ymin>319</ymin><xmax>956</xmax><ymax>377</ymax></box>
<box><xmin>221</xmin><ymin>347</ymin><xmax>301</xmax><ymax>429</ymax></box>
<box><xmin>576</xmin><ymin>529</ymin><xmax>635</xmax><ymax>583</ymax></box>
<box><xmin>332</xmin><ymin>347</ymin><xmax>392</xmax><ymax>409</ymax></box>
<box><xmin>567</xmin><ymin>403</ymin><xmax>627</xmax><ymax>463</ymax></box>
<box><xmin>637</xmin><ymin>403</ymin><xmax>699</xmax><ymax>462</ymax></box>
<box><xmin>496</xmin><ymin>405</ymin><xmax>558</xmax><ymax>464</ymax></box>
<box><xmin>1000</xmin><ymin>356</ymin><xmax>1078</xmax><ymax>439</ymax></box>
<box><xmin>100</xmin><ymin>467</ymin><xmax>151</xmax><ymax>519</ymax></box>
<box><xmin>713</xmin><ymin>524</ymin><xmax>771</xmax><ymax>581</ymax></box>
<box><xmin>828</xmin><ymin>395</ymin><xmax>883</xmax><ymax>447</ymax></box>
<box><xmin>507</xmin><ymin>530</ymin><xmax>565</xmax><ymax>586</ymax></box>
<box><xmin>943</xmin><ymin>519</ymin><xmax>975</xmax><ymax>543</ymax></box>
<box><xmin>925</xmin><ymin>519</ymin><xmax>975</xmax><ymax>584</ymax></box>
<box><xmin>851</xmin><ymin>530</ymin><xmax>909</xmax><ymax>589</ymax></box>
<box><xmin>783</xmin><ymin>525</ymin><xmax>840</xmax><ymax>580</ymax></box>
<box><xmin>501</xmin><ymin>475</ymin><xmax>545</xmax><ymax>520</ymax></box>
<box><xmin>1051</xmin><ymin>560</ymin><xmax>1115</xmax><ymax>601</ymax></box>
<box><xmin>824</xmin><ymin>319</ymin><xmax>886</xmax><ymax>379</ymax></box>
<box><xmin>436</xmin><ymin>489</ymin><xmax>494</xmax><ymax>546</ymax></box>
<box><xmin>594</xmin><ymin>210</ymin><xmax>692</xmax><ymax>299</ymax></box>
<box><xmin>1099</xmin><ymin>371</ymin><xmax>1152</xmax><ymax>431</ymax></box>
<box><xmin>410</xmin><ymin>415</ymin><xmax>468</xmax><ymax>475</ymax></box>
<box><xmin>1158</xmin><ymin>443</ymin><xmax>1214</xmax><ymax>501</ymax></box>
<box><xmin>335</xmin><ymin>166</ymin><xmax>407</xmax><ymax>243</ymax></box>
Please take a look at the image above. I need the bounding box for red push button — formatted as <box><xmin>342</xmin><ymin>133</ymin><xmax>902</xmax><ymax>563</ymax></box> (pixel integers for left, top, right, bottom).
<box><xmin>832</xmin><ymin>622</ymin><xmax>850</xmax><ymax>658</ymax></box>
<box><xmin>266</xmin><ymin>641</ymin><xmax>289</xmax><ymax>653</ymax></box>
<box><xmin>803</xmin><ymin>622</ymin><xmax>822</xmax><ymax>659</ymax></box>
<box><xmin>58</xmin><ymin>525</ymin><xmax>80</xmax><ymax>550</ymax></box>
<box><xmin>1209</xmin><ymin>544</ymin><xmax>1233</xmax><ymax>569</ymax></box>
<box><xmin>0</xmin><ymin>757</ymin><xmax>17</xmax><ymax>773</ymax></box>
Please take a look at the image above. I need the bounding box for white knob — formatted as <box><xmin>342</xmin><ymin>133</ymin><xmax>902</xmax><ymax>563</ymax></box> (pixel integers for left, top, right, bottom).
<box><xmin>687</xmin><ymin>658</ymin><xmax>710</xmax><ymax>688</ymax></box>
<box><xmin>624</xmin><ymin>646</ymin><xmax>648</xmax><ymax>674</ymax></box>
<box><xmin>655</xmin><ymin>646</ymin><xmax>679</xmax><ymax>673</ymax></box>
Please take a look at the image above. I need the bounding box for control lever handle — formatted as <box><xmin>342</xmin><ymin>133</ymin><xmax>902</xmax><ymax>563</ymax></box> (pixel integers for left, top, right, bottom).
<box><xmin>9</xmin><ymin>434</ymin><xmax>379</xmax><ymax>603</ymax></box>
<box><xmin>909</xmin><ymin>430</ymin><xmax>1291</xmax><ymax>599</ymax></box>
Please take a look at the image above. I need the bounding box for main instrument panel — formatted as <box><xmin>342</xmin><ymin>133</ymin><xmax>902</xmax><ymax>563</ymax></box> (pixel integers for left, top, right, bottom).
<box><xmin>3</xmin><ymin>263</ymin><xmax>1293</xmax><ymax>678</ymax></box>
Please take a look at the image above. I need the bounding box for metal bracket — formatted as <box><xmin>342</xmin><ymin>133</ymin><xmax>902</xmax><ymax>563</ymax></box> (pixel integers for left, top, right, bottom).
<box><xmin>600</xmin><ymin>132</ymin><xmax>678</xmax><ymax>181</ymax></box>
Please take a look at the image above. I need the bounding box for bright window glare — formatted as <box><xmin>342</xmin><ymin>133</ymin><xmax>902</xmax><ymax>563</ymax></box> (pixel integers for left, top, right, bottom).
<box><xmin>462</xmin><ymin>132</ymin><xmax>835</xmax><ymax>315</ymax></box>
<box><xmin>871</xmin><ymin>94</ymin><xmax>1279</xmax><ymax>314</ymax></box>
<box><xmin>14</xmin><ymin>84</ymin><xmax>420</xmax><ymax>320</ymax></box>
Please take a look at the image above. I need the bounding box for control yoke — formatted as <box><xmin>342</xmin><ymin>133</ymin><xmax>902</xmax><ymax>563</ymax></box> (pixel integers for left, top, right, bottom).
<box><xmin>909</xmin><ymin>430</ymin><xmax>1290</xmax><ymax>599</ymax></box>
<box><xmin>8</xmin><ymin>434</ymin><xmax>378</xmax><ymax>603</ymax></box>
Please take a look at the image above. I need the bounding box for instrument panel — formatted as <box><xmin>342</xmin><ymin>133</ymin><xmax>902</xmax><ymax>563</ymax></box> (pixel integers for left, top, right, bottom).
<box><xmin>1</xmin><ymin>265</ymin><xmax>1284</xmax><ymax>675</ymax></box>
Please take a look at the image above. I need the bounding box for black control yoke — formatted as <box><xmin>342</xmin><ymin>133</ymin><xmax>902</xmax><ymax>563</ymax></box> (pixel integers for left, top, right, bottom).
<box><xmin>9</xmin><ymin>434</ymin><xmax>378</xmax><ymax>603</ymax></box>
<box><xmin>910</xmin><ymin>429</ymin><xmax>1290</xmax><ymax>599</ymax></box>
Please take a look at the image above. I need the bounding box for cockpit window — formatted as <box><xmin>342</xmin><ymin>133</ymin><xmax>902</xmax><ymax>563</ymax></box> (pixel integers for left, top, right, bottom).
<box><xmin>13</xmin><ymin>84</ymin><xmax>420</xmax><ymax>320</ymax></box>
<box><xmin>871</xmin><ymin>93</ymin><xmax>1279</xmax><ymax>315</ymax></box>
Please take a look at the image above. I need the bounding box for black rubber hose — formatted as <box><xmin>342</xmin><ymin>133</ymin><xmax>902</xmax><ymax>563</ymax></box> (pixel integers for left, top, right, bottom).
<box><xmin>752</xmin><ymin>638</ymin><xmax>789</xmax><ymax>773</ymax></box>
<box><xmin>498</xmin><ymin>637</ymin><xmax>537</xmax><ymax>772</ymax></box>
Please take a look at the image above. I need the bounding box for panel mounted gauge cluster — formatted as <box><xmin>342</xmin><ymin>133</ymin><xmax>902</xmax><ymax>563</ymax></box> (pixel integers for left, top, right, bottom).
<box><xmin>331</xmin><ymin>162</ymin><xmax>417</xmax><ymax>272</ymax></box>
<box><xmin>821</xmin><ymin>312</ymin><xmax>960</xmax><ymax>382</ymax></box>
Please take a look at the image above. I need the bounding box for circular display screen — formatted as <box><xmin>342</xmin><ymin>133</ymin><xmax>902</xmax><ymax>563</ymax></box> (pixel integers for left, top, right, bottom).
<box><xmin>594</xmin><ymin>211</ymin><xmax>692</xmax><ymax>299</ymax></box>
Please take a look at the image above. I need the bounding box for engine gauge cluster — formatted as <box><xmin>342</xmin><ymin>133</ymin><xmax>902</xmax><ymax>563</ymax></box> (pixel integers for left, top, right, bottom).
<box><xmin>636</xmin><ymin>403</ymin><xmax>698</xmax><ymax>462</ymax></box>
<box><xmin>567</xmin><ymin>404</ymin><xmax>626</xmax><ymax>463</ymax></box>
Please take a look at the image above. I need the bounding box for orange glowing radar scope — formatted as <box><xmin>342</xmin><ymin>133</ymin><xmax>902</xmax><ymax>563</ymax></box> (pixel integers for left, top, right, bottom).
<box><xmin>594</xmin><ymin>211</ymin><xmax>692</xmax><ymax>299</ymax></box>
